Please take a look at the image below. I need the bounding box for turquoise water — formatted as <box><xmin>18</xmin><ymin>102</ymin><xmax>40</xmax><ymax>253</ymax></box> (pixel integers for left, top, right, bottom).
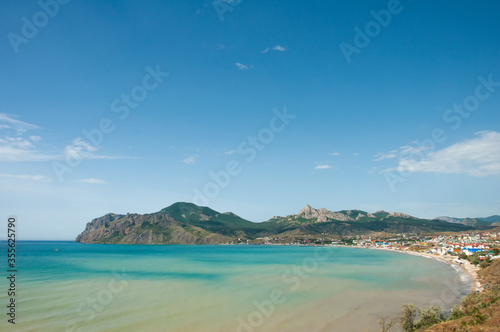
<box><xmin>0</xmin><ymin>242</ymin><xmax>469</xmax><ymax>332</ymax></box>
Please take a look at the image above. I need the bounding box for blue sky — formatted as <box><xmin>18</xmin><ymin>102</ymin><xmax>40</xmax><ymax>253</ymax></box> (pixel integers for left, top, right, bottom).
<box><xmin>1</xmin><ymin>0</ymin><xmax>500</xmax><ymax>240</ymax></box>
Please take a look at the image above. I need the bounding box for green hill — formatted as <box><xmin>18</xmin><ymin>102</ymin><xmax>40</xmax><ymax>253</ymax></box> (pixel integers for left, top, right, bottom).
<box><xmin>75</xmin><ymin>203</ymin><xmax>495</xmax><ymax>244</ymax></box>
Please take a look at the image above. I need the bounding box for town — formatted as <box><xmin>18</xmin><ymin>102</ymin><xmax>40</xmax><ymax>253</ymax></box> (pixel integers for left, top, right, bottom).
<box><xmin>245</xmin><ymin>230</ymin><xmax>500</xmax><ymax>264</ymax></box>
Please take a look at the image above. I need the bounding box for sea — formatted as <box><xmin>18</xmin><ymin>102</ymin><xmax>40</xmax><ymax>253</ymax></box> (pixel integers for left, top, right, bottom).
<box><xmin>0</xmin><ymin>242</ymin><xmax>472</xmax><ymax>332</ymax></box>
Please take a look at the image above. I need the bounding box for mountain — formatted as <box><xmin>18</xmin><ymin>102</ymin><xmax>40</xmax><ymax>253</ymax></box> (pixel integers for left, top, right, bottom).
<box><xmin>265</xmin><ymin>206</ymin><xmax>478</xmax><ymax>236</ymax></box>
<box><xmin>76</xmin><ymin>202</ymin><xmax>277</xmax><ymax>244</ymax></box>
<box><xmin>478</xmin><ymin>215</ymin><xmax>500</xmax><ymax>224</ymax></box>
<box><xmin>75</xmin><ymin>203</ymin><xmax>496</xmax><ymax>244</ymax></box>
<box><xmin>434</xmin><ymin>215</ymin><xmax>500</xmax><ymax>227</ymax></box>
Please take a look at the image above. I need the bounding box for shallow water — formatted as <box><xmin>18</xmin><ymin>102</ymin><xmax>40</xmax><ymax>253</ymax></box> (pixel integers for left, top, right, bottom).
<box><xmin>0</xmin><ymin>242</ymin><xmax>469</xmax><ymax>331</ymax></box>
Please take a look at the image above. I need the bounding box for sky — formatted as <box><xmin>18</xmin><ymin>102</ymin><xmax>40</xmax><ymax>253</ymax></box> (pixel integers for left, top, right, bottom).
<box><xmin>1</xmin><ymin>0</ymin><xmax>500</xmax><ymax>240</ymax></box>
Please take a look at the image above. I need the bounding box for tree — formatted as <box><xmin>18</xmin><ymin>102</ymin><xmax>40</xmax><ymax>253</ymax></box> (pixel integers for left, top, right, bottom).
<box><xmin>480</xmin><ymin>256</ymin><xmax>492</xmax><ymax>269</ymax></box>
<box><xmin>416</xmin><ymin>305</ymin><xmax>444</xmax><ymax>329</ymax></box>
<box><xmin>493</xmin><ymin>248</ymin><xmax>499</xmax><ymax>256</ymax></box>
<box><xmin>400</xmin><ymin>303</ymin><xmax>417</xmax><ymax>332</ymax></box>
<box><xmin>377</xmin><ymin>313</ymin><xmax>397</xmax><ymax>332</ymax></box>
<box><xmin>469</xmin><ymin>253</ymin><xmax>480</xmax><ymax>265</ymax></box>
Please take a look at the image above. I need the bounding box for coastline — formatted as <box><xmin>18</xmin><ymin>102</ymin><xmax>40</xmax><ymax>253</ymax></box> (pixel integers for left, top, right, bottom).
<box><xmin>364</xmin><ymin>246</ymin><xmax>482</xmax><ymax>292</ymax></box>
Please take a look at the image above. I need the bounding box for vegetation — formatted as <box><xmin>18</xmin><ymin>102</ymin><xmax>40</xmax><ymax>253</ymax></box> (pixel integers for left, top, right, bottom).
<box><xmin>459</xmin><ymin>251</ymin><xmax>493</xmax><ymax>268</ymax></box>
<box><xmin>378</xmin><ymin>259</ymin><xmax>500</xmax><ymax>331</ymax></box>
<box><xmin>76</xmin><ymin>202</ymin><xmax>496</xmax><ymax>245</ymax></box>
<box><xmin>400</xmin><ymin>303</ymin><xmax>418</xmax><ymax>332</ymax></box>
<box><xmin>416</xmin><ymin>306</ymin><xmax>445</xmax><ymax>330</ymax></box>
<box><xmin>377</xmin><ymin>313</ymin><xmax>398</xmax><ymax>332</ymax></box>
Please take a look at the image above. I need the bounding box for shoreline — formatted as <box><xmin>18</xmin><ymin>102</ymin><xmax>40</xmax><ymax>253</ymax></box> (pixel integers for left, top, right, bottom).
<box><xmin>363</xmin><ymin>246</ymin><xmax>482</xmax><ymax>292</ymax></box>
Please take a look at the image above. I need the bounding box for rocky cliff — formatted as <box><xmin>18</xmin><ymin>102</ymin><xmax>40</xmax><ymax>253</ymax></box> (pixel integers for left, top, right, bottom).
<box><xmin>75</xmin><ymin>203</ymin><xmax>496</xmax><ymax>244</ymax></box>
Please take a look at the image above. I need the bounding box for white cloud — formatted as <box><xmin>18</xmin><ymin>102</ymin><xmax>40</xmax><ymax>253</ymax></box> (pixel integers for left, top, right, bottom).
<box><xmin>0</xmin><ymin>114</ymin><xmax>51</xmax><ymax>161</ymax></box>
<box><xmin>374</xmin><ymin>151</ymin><xmax>398</xmax><ymax>161</ymax></box>
<box><xmin>272</xmin><ymin>45</ymin><xmax>286</xmax><ymax>51</ymax></box>
<box><xmin>63</xmin><ymin>138</ymin><xmax>129</xmax><ymax>161</ymax></box>
<box><xmin>235</xmin><ymin>63</ymin><xmax>248</xmax><ymax>70</ymax></box>
<box><xmin>225</xmin><ymin>150</ymin><xmax>237</xmax><ymax>155</ymax></box>
<box><xmin>0</xmin><ymin>114</ymin><xmax>131</xmax><ymax>163</ymax></box>
<box><xmin>0</xmin><ymin>113</ymin><xmax>38</xmax><ymax>134</ymax></box>
<box><xmin>0</xmin><ymin>135</ymin><xmax>57</xmax><ymax>162</ymax></box>
<box><xmin>80</xmin><ymin>178</ymin><xmax>108</xmax><ymax>184</ymax></box>
<box><xmin>262</xmin><ymin>45</ymin><xmax>287</xmax><ymax>54</ymax></box>
<box><xmin>375</xmin><ymin>146</ymin><xmax>431</xmax><ymax>162</ymax></box>
<box><xmin>330</xmin><ymin>152</ymin><xmax>340</xmax><ymax>156</ymax></box>
<box><xmin>353</xmin><ymin>153</ymin><xmax>359</xmax><ymax>156</ymax></box>
<box><xmin>64</xmin><ymin>138</ymin><xmax>97</xmax><ymax>156</ymax></box>
<box><xmin>314</xmin><ymin>165</ymin><xmax>332</xmax><ymax>170</ymax></box>
<box><xmin>0</xmin><ymin>173</ymin><xmax>49</xmax><ymax>181</ymax></box>
<box><xmin>182</xmin><ymin>154</ymin><xmax>199</xmax><ymax>164</ymax></box>
<box><xmin>382</xmin><ymin>131</ymin><xmax>500</xmax><ymax>177</ymax></box>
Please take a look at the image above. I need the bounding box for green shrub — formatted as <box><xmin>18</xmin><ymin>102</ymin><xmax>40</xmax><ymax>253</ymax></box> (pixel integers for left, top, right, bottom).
<box><xmin>449</xmin><ymin>305</ymin><xmax>465</xmax><ymax>320</ymax></box>
<box><xmin>400</xmin><ymin>303</ymin><xmax>417</xmax><ymax>332</ymax></box>
<box><xmin>415</xmin><ymin>305</ymin><xmax>444</xmax><ymax>329</ymax></box>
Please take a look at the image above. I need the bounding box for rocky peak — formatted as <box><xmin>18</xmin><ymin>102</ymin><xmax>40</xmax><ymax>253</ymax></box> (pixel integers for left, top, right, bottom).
<box><xmin>298</xmin><ymin>204</ymin><xmax>317</xmax><ymax>218</ymax></box>
<box><xmin>388</xmin><ymin>212</ymin><xmax>417</xmax><ymax>219</ymax></box>
<box><xmin>298</xmin><ymin>205</ymin><xmax>354</xmax><ymax>223</ymax></box>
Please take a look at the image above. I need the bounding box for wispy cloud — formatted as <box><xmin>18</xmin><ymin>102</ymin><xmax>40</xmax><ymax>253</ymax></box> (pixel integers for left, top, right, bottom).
<box><xmin>374</xmin><ymin>146</ymin><xmax>429</xmax><ymax>162</ymax></box>
<box><xmin>63</xmin><ymin>138</ymin><xmax>129</xmax><ymax>161</ymax></box>
<box><xmin>374</xmin><ymin>150</ymin><xmax>399</xmax><ymax>161</ymax></box>
<box><xmin>0</xmin><ymin>114</ymin><xmax>53</xmax><ymax>161</ymax></box>
<box><xmin>80</xmin><ymin>178</ymin><xmax>108</xmax><ymax>184</ymax></box>
<box><xmin>381</xmin><ymin>131</ymin><xmax>500</xmax><ymax>177</ymax></box>
<box><xmin>0</xmin><ymin>114</ymin><xmax>131</xmax><ymax>162</ymax></box>
<box><xmin>330</xmin><ymin>152</ymin><xmax>340</xmax><ymax>156</ymax></box>
<box><xmin>0</xmin><ymin>136</ymin><xmax>57</xmax><ymax>162</ymax></box>
<box><xmin>272</xmin><ymin>45</ymin><xmax>286</xmax><ymax>51</ymax></box>
<box><xmin>182</xmin><ymin>154</ymin><xmax>199</xmax><ymax>165</ymax></box>
<box><xmin>0</xmin><ymin>113</ymin><xmax>38</xmax><ymax>134</ymax></box>
<box><xmin>235</xmin><ymin>63</ymin><xmax>248</xmax><ymax>70</ymax></box>
<box><xmin>314</xmin><ymin>165</ymin><xmax>332</xmax><ymax>170</ymax></box>
<box><xmin>0</xmin><ymin>173</ymin><xmax>50</xmax><ymax>181</ymax></box>
<box><xmin>225</xmin><ymin>150</ymin><xmax>237</xmax><ymax>155</ymax></box>
<box><xmin>262</xmin><ymin>45</ymin><xmax>287</xmax><ymax>53</ymax></box>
